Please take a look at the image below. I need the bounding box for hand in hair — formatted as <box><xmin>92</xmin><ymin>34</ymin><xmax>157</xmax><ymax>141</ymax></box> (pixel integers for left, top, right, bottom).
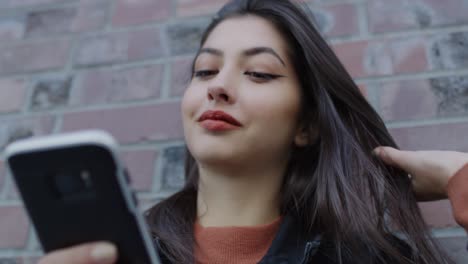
<box><xmin>373</xmin><ymin>146</ymin><xmax>468</xmax><ymax>201</ymax></box>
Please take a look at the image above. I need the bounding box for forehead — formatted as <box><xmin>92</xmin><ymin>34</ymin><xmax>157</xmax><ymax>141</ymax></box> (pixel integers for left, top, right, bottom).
<box><xmin>203</xmin><ymin>15</ymin><xmax>289</xmax><ymax>55</ymax></box>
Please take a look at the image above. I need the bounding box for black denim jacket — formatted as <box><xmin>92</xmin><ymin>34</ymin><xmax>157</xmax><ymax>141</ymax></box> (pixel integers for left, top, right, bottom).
<box><xmin>155</xmin><ymin>214</ymin><xmax>411</xmax><ymax>264</ymax></box>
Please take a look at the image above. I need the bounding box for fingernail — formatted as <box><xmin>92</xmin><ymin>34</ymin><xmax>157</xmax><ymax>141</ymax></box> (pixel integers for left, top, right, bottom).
<box><xmin>90</xmin><ymin>243</ymin><xmax>117</xmax><ymax>263</ymax></box>
<box><xmin>372</xmin><ymin>148</ymin><xmax>381</xmax><ymax>157</ymax></box>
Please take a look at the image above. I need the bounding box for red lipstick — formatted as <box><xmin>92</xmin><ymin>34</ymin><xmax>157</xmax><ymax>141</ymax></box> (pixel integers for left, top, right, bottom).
<box><xmin>198</xmin><ymin>110</ymin><xmax>242</xmax><ymax>131</ymax></box>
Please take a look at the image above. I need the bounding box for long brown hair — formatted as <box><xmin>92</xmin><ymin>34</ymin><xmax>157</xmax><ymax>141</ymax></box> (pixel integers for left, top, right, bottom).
<box><xmin>146</xmin><ymin>0</ymin><xmax>451</xmax><ymax>263</ymax></box>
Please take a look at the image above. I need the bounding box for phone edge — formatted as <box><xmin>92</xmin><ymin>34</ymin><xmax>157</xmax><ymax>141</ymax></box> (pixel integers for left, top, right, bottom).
<box><xmin>4</xmin><ymin>130</ymin><xmax>162</xmax><ymax>264</ymax></box>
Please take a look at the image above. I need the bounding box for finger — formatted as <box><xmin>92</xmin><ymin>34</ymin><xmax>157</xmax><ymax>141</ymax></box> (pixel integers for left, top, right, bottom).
<box><xmin>38</xmin><ymin>242</ymin><xmax>118</xmax><ymax>264</ymax></box>
<box><xmin>374</xmin><ymin>146</ymin><xmax>418</xmax><ymax>172</ymax></box>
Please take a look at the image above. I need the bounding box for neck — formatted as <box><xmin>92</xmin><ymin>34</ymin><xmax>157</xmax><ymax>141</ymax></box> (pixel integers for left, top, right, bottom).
<box><xmin>196</xmin><ymin>161</ymin><xmax>286</xmax><ymax>227</ymax></box>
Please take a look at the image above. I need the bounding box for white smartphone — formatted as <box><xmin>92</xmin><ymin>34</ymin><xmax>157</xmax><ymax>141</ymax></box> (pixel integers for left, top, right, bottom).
<box><xmin>4</xmin><ymin>130</ymin><xmax>161</xmax><ymax>264</ymax></box>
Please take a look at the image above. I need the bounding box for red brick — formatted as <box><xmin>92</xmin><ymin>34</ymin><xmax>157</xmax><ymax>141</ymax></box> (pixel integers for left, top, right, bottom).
<box><xmin>332</xmin><ymin>40</ymin><xmax>392</xmax><ymax>78</ymax></box>
<box><xmin>390</xmin><ymin>37</ymin><xmax>429</xmax><ymax>74</ymax></box>
<box><xmin>127</xmin><ymin>29</ymin><xmax>165</xmax><ymax>61</ymax></box>
<box><xmin>428</xmin><ymin>76</ymin><xmax>468</xmax><ymax>117</ymax></box>
<box><xmin>419</xmin><ymin>200</ymin><xmax>458</xmax><ymax>228</ymax></box>
<box><xmin>356</xmin><ymin>83</ymin><xmax>368</xmax><ymax>98</ymax></box>
<box><xmin>333</xmin><ymin>37</ymin><xmax>429</xmax><ymax>78</ymax></box>
<box><xmin>74</xmin><ymin>28</ymin><xmax>164</xmax><ymax>67</ymax></box>
<box><xmin>368</xmin><ymin>0</ymin><xmax>468</xmax><ymax>33</ymax></box>
<box><xmin>74</xmin><ymin>64</ymin><xmax>163</xmax><ymax>105</ymax></box>
<box><xmin>160</xmin><ymin>146</ymin><xmax>185</xmax><ymax>190</ymax></box>
<box><xmin>0</xmin><ymin>206</ymin><xmax>29</xmax><ymax>248</ymax></box>
<box><xmin>113</xmin><ymin>0</ymin><xmax>171</xmax><ymax>26</ymax></box>
<box><xmin>74</xmin><ymin>32</ymin><xmax>127</xmax><ymax>66</ymax></box>
<box><xmin>25</xmin><ymin>8</ymin><xmax>76</xmax><ymax>37</ymax></box>
<box><xmin>417</xmin><ymin>0</ymin><xmax>468</xmax><ymax>27</ymax></box>
<box><xmin>380</xmin><ymin>76</ymin><xmax>468</xmax><ymax>121</ymax></box>
<box><xmin>25</xmin><ymin>1</ymin><xmax>108</xmax><ymax>37</ymax></box>
<box><xmin>0</xmin><ymin>39</ymin><xmax>70</xmax><ymax>75</ymax></box>
<box><xmin>1</xmin><ymin>0</ymin><xmax>72</xmax><ymax>8</ymax></box>
<box><xmin>61</xmin><ymin>102</ymin><xmax>184</xmax><ymax>144</ymax></box>
<box><xmin>30</xmin><ymin>77</ymin><xmax>73</xmax><ymax>111</ymax></box>
<box><xmin>166</xmin><ymin>19</ymin><xmax>209</xmax><ymax>56</ymax></box>
<box><xmin>379</xmin><ymin>79</ymin><xmax>437</xmax><ymax>122</ymax></box>
<box><xmin>332</xmin><ymin>41</ymin><xmax>367</xmax><ymax>78</ymax></box>
<box><xmin>319</xmin><ymin>3</ymin><xmax>359</xmax><ymax>37</ymax></box>
<box><xmin>177</xmin><ymin>0</ymin><xmax>227</xmax><ymax>17</ymax></box>
<box><xmin>171</xmin><ymin>57</ymin><xmax>193</xmax><ymax>97</ymax></box>
<box><xmin>389</xmin><ymin>122</ymin><xmax>468</xmax><ymax>152</ymax></box>
<box><xmin>367</xmin><ymin>0</ymin><xmax>415</xmax><ymax>33</ymax></box>
<box><xmin>429</xmin><ymin>32</ymin><xmax>468</xmax><ymax>70</ymax></box>
<box><xmin>71</xmin><ymin>0</ymin><xmax>109</xmax><ymax>32</ymax></box>
<box><xmin>0</xmin><ymin>17</ymin><xmax>25</xmax><ymax>42</ymax></box>
<box><xmin>0</xmin><ymin>78</ymin><xmax>27</xmax><ymax>114</ymax></box>
<box><xmin>120</xmin><ymin>150</ymin><xmax>157</xmax><ymax>191</ymax></box>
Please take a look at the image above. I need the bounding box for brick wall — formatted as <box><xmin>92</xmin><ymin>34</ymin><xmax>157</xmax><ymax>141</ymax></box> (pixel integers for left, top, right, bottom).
<box><xmin>0</xmin><ymin>0</ymin><xmax>467</xmax><ymax>262</ymax></box>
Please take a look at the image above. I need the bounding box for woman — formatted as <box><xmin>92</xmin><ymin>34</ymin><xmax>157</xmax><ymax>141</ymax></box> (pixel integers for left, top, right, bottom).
<box><xmin>39</xmin><ymin>0</ymin><xmax>468</xmax><ymax>263</ymax></box>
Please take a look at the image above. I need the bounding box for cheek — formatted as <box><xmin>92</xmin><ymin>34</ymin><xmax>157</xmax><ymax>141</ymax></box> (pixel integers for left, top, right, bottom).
<box><xmin>181</xmin><ymin>83</ymin><xmax>203</xmax><ymax>122</ymax></box>
<box><xmin>238</xmin><ymin>87</ymin><xmax>301</xmax><ymax>156</ymax></box>
<box><xmin>247</xmin><ymin>88</ymin><xmax>301</xmax><ymax>128</ymax></box>
<box><xmin>181</xmin><ymin>85</ymin><xmax>200</xmax><ymax>153</ymax></box>
<box><xmin>238</xmin><ymin>90</ymin><xmax>301</xmax><ymax>159</ymax></box>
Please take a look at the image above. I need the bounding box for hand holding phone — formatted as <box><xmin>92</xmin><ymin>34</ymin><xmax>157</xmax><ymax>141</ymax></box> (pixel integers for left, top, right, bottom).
<box><xmin>5</xmin><ymin>130</ymin><xmax>161</xmax><ymax>264</ymax></box>
<box><xmin>38</xmin><ymin>241</ymin><xmax>118</xmax><ymax>264</ymax></box>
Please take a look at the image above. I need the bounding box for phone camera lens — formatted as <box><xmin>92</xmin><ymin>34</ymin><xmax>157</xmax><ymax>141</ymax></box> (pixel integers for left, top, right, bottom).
<box><xmin>52</xmin><ymin>169</ymin><xmax>95</xmax><ymax>199</ymax></box>
<box><xmin>80</xmin><ymin>170</ymin><xmax>93</xmax><ymax>189</ymax></box>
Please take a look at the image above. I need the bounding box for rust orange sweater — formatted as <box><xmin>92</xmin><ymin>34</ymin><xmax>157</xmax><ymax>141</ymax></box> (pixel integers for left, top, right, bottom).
<box><xmin>194</xmin><ymin>217</ymin><xmax>282</xmax><ymax>264</ymax></box>
<box><xmin>193</xmin><ymin>164</ymin><xmax>468</xmax><ymax>263</ymax></box>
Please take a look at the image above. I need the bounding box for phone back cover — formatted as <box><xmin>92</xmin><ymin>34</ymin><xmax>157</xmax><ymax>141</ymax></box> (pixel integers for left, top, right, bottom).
<box><xmin>8</xmin><ymin>145</ymin><xmax>157</xmax><ymax>264</ymax></box>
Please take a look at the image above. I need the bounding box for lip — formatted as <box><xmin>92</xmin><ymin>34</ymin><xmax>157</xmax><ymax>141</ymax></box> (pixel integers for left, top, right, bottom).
<box><xmin>197</xmin><ymin>110</ymin><xmax>242</xmax><ymax>131</ymax></box>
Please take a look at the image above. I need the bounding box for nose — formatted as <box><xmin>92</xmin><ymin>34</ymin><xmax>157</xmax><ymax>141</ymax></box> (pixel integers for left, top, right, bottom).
<box><xmin>207</xmin><ymin>86</ymin><xmax>233</xmax><ymax>103</ymax></box>
<box><xmin>206</xmin><ymin>70</ymin><xmax>236</xmax><ymax>104</ymax></box>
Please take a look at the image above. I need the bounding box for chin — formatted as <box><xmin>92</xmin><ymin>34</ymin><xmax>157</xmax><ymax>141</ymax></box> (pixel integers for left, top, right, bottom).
<box><xmin>189</xmin><ymin>143</ymin><xmax>242</xmax><ymax>166</ymax></box>
<box><xmin>194</xmin><ymin>148</ymin><xmax>236</xmax><ymax>163</ymax></box>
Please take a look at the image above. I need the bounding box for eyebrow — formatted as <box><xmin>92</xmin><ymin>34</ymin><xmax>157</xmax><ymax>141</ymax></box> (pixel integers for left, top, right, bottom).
<box><xmin>196</xmin><ymin>47</ymin><xmax>286</xmax><ymax>67</ymax></box>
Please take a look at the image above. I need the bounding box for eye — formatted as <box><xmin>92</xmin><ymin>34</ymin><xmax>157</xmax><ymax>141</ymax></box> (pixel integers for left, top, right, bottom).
<box><xmin>193</xmin><ymin>70</ymin><xmax>218</xmax><ymax>79</ymax></box>
<box><xmin>245</xmin><ymin>71</ymin><xmax>282</xmax><ymax>82</ymax></box>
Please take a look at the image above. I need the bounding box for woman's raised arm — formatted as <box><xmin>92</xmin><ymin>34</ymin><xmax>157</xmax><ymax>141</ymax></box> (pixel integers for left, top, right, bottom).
<box><xmin>374</xmin><ymin>146</ymin><xmax>468</xmax><ymax>230</ymax></box>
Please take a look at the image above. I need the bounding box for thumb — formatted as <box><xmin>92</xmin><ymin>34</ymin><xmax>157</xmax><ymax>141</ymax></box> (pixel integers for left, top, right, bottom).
<box><xmin>374</xmin><ymin>146</ymin><xmax>416</xmax><ymax>172</ymax></box>
<box><xmin>38</xmin><ymin>242</ymin><xmax>117</xmax><ymax>264</ymax></box>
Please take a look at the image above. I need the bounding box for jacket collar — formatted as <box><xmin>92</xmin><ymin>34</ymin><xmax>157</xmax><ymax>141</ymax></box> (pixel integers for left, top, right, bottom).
<box><xmin>258</xmin><ymin>214</ymin><xmax>322</xmax><ymax>264</ymax></box>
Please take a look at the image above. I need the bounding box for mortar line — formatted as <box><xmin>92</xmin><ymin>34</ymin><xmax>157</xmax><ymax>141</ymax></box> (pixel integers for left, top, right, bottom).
<box><xmin>386</xmin><ymin>116</ymin><xmax>468</xmax><ymax>129</ymax></box>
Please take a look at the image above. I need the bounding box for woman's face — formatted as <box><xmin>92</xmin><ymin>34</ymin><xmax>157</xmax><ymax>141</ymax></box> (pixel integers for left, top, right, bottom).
<box><xmin>181</xmin><ymin>15</ymin><xmax>305</xmax><ymax>167</ymax></box>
